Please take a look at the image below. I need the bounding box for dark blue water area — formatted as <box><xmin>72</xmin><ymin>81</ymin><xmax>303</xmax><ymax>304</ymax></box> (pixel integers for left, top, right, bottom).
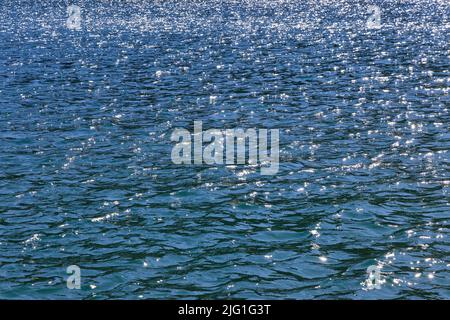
<box><xmin>0</xmin><ymin>1</ymin><xmax>449</xmax><ymax>299</ymax></box>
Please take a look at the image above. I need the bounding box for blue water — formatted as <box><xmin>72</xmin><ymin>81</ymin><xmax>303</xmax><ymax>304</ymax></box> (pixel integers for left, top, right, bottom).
<box><xmin>0</xmin><ymin>0</ymin><xmax>449</xmax><ymax>299</ymax></box>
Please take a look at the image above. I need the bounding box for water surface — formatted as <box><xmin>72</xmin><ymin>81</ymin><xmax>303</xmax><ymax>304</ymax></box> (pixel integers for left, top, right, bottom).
<box><xmin>0</xmin><ymin>0</ymin><xmax>449</xmax><ymax>299</ymax></box>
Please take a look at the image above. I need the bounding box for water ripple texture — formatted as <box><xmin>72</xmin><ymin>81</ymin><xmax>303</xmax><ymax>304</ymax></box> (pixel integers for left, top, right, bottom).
<box><xmin>0</xmin><ymin>0</ymin><xmax>449</xmax><ymax>299</ymax></box>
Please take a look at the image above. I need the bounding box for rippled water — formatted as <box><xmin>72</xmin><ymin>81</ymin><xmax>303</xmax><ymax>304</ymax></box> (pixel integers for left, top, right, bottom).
<box><xmin>0</xmin><ymin>0</ymin><xmax>449</xmax><ymax>299</ymax></box>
